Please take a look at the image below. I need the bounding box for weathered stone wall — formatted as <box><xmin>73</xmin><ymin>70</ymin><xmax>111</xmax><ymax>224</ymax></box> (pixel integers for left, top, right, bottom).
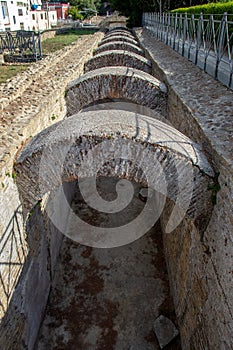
<box><xmin>100</xmin><ymin>35</ymin><xmax>139</xmax><ymax>46</ymax></box>
<box><xmin>135</xmin><ymin>28</ymin><xmax>233</xmax><ymax>349</ymax></box>
<box><xmin>14</xmin><ymin>110</ymin><xmax>214</xmax><ymax>227</ymax></box>
<box><xmin>66</xmin><ymin>66</ymin><xmax>166</xmax><ymax>116</ymax></box>
<box><xmin>84</xmin><ymin>50</ymin><xmax>152</xmax><ymax>74</ymax></box>
<box><xmin>0</xmin><ymin>182</ymin><xmax>75</xmax><ymax>350</ymax></box>
<box><xmin>94</xmin><ymin>41</ymin><xmax>144</xmax><ymax>56</ymax></box>
<box><xmin>105</xmin><ymin>30</ymin><xmax>134</xmax><ymax>39</ymax></box>
<box><xmin>1</xmin><ymin>25</ymin><xmax>232</xmax><ymax>350</ymax></box>
<box><xmin>0</xmin><ymin>31</ymin><xmax>103</xmax><ymax>346</ymax></box>
<box><xmin>40</xmin><ymin>30</ymin><xmax>56</xmax><ymax>42</ymax></box>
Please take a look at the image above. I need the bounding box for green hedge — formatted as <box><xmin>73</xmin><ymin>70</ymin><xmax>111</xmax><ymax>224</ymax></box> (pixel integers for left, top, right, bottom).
<box><xmin>171</xmin><ymin>1</ymin><xmax>233</xmax><ymax>15</ymax></box>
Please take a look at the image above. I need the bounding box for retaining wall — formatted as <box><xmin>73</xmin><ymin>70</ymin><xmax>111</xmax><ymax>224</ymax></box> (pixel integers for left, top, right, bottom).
<box><xmin>0</xmin><ymin>25</ymin><xmax>232</xmax><ymax>350</ymax></box>
<box><xmin>135</xmin><ymin>28</ymin><xmax>233</xmax><ymax>349</ymax></box>
<box><xmin>0</xmin><ymin>31</ymin><xmax>103</xmax><ymax>350</ymax></box>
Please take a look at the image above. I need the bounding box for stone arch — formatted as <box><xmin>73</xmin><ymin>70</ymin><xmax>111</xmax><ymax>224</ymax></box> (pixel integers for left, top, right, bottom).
<box><xmin>100</xmin><ymin>36</ymin><xmax>139</xmax><ymax>47</ymax></box>
<box><xmin>106</xmin><ymin>30</ymin><xmax>135</xmax><ymax>39</ymax></box>
<box><xmin>84</xmin><ymin>50</ymin><xmax>152</xmax><ymax>74</ymax></box>
<box><xmin>65</xmin><ymin>67</ymin><xmax>166</xmax><ymax>116</ymax></box>
<box><xmin>94</xmin><ymin>41</ymin><xmax>144</xmax><ymax>56</ymax></box>
<box><xmin>108</xmin><ymin>27</ymin><xmax>131</xmax><ymax>33</ymax></box>
<box><xmin>14</xmin><ymin>110</ymin><xmax>214</xmax><ymax>238</ymax></box>
<box><xmin>102</xmin><ymin>32</ymin><xmax>138</xmax><ymax>42</ymax></box>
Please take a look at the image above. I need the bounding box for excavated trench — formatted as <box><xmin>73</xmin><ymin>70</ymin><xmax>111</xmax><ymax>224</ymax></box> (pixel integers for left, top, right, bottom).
<box><xmin>35</xmin><ymin>178</ymin><xmax>181</xmax><ymax>350</ymax></box>
<box><xmin>28</xmin><ymin>27</ymin><xmax>181</xmax><ymax>349</ymax></box>
<box><xmin>11</xmin><ymin>26</ymin><xmax>216</xmax><ymax>350</ymax></box>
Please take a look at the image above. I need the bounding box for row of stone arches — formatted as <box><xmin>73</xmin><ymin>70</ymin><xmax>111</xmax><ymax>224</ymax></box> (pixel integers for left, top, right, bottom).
<box><xmin>12</xmin><ymin>25</ymin><xmax>217</xmax><ymax>349</ymax></box>
<box><xmin>15</xmin><ymin>27</ymin><xmax>214</xmax><ymax>240</ymax></box>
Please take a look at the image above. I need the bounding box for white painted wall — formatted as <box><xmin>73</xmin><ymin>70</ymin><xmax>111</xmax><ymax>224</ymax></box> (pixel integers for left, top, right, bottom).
<box><xmin>0</xmin><ymin>0</ymin><xmax>57</xmax><ymax>31</ymax></box>
<box><xmin>0</xmin><ymin>0</ymin><xmax>31</xmax><ymax>31</ymax></box>
<box><xmin>30</xmin><ymin>10</ymin><xmax>57</xmax><ymax>31</ymax></box>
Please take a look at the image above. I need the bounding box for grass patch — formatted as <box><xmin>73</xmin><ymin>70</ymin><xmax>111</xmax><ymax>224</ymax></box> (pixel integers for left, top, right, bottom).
<box><xmin>0</xmin><ymin>64</ymin><xmax>30</xmax><ymax>84</ymax></box>
<box><xmin>0</xmin><ymin>29</ymin><xmax>97</xmax><ymax>83</ymax></box>
<box><xmin>42</xmin><ymin>29</ymin><xmax>97</xmax><ymax>54</ymax></box>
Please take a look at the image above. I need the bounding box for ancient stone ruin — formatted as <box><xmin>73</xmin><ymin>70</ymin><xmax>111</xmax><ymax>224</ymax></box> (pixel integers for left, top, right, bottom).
<box><xmin>0</xmin><ymin>25</ymin><xmax>233</xmax><ymax>350</ymax></box>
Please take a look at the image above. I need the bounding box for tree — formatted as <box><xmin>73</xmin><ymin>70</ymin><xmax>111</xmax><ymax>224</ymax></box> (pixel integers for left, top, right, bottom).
<box><xmin>109</xmin><ymin>0</ymin><xmax>157</xmax><ymax>27</ymax></box>
<box><xmin>68</xmin><ymin>0</ymin><xmax>96</xmax><ymax>10</ymax></box>
<box><xmin>68</xmin><ymin>6</ymin><xmax>84</xmax><ymax>20</ymax></box>
<box><xmin>67</xmin><ymin>0</ymin><xmax>97</xmax><ymax>19</ymax></box>
<box><xmin>109</xmin><ymin>0</ymin><xmax>214</xmax><ymax>27</ymax></box>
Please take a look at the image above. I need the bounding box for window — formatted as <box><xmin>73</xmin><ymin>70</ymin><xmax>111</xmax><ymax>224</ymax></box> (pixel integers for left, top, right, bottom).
<box><xmin>13</xmin><ymin>15</ymin><xmax>16</xmax><ymax>24</ymax></box>
<box><xmin>52</xmin><ymin>14</ymin><xmax>54</xmax><ymax>20</ymax></box>
<box><xmin>40</xmin><ymin>13</ymin><xmax>43</xmax><ymax>19</ymax></box>
<box><xmin>17</xmin><ymin>2</ymin><xmax>23</xmax><ymax>6</ymax></box>
<box><xmin>45</xmin><ymin>13</ymin><xmax>47</xmax><ymax>19</ymax></box>
<box><xmin>32</xmin><ymin>13</ymin><xmax>35</xmax><ymax>20</ymax></box>
<box><xmin>18</xmin><ymin>8</ymin><xmax>23</xmax><ymax>15</ymax></box>
<box><xmin>1</xmin><ymin>1</ymin><xmax>9</xmax><ymax>19</ymax></box>
<box><xmin>20</xmin><ymin>22</ymin><xmax>24</xmax><ymax>30</ymax></box>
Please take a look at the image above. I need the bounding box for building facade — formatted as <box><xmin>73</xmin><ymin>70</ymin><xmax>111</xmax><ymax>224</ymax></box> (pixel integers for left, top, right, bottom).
<box><xmin>46</xmin><ymin>2</ymin><xmax>69</xmax><ymax>20</ymax></box>
<box><xmin>0</xmin><ymin>0</ymin><xmax>57</xmax><ymax>31</ymax></box>
<box><xmin>30</xmin><ymin>8</ymin><xmax>57</xmax><ymax>31</ymax></box>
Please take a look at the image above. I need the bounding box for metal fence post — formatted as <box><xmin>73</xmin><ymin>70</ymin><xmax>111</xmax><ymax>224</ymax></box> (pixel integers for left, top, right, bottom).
<box><xmin>215</xmin><ymin>12</ymin><xmax>227</xmax><ymax>79</ymax></box>
<box><xmin>38</xmin><ymin>31</ymin><xmax>42</xmax><ymax>59</ymax></box>
<box><xmin>142</xmin><ymin>12</ymin><xmax>145</xmax><ymax>27</ymax></box>
<box><xmin>195</xmin><ymin>12</ymin><xmax>202</xmax><ymax>65</ymax></box>
<box><xmin>182</xmin><ymin>13</ymin><xmax>187</xmax><ymax>56</ymax></box>
<box><xmin>224</xmin><ymin>14</ymin><xmax>233</xmax><ymax>87</ymax></box>
<box><xmin>173</xmin><ymin>13</ymin><xmax>178</xmax><ymax>50</ymax></box>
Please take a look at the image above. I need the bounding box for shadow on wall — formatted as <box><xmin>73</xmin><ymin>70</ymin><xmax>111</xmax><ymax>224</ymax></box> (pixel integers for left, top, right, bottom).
<box><xmin>0</xmin><ymin>200</ymin><xmax>64</xmax><ymax>350</ymax></box>
<box><xmin>0</xmin><ymin>205</ymin><xmax>27</xmax><ymax>319</ymax></box>
<box><xmin>0</xmin><ymin>180</ymin><xmax>74</xmax><ymax>350</ymax></box>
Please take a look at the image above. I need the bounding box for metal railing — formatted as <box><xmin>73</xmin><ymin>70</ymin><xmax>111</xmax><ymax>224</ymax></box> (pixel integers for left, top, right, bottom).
<box><xmin>142</xmin><ymin>12</ymin><xmax>233</xmax><ymax>89</ymax></box>
<box><xmin>0</xmin><ymin>31</ymin><xmax>42</xmax><ymax>62</ymax></box>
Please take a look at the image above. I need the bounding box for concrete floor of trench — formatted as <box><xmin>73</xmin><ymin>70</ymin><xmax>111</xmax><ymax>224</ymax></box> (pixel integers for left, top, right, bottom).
<box><xmin>36</xmin><ymin>177</ymin><xmax>181</xmax><ymax>350</ymax></box>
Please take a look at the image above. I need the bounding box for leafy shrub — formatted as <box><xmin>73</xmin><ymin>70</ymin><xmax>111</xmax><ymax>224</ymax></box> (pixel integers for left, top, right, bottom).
<box><xmin>171</xmin><ymin>1</ymin><xmax>233</xmax><ymax>15</ymax></box>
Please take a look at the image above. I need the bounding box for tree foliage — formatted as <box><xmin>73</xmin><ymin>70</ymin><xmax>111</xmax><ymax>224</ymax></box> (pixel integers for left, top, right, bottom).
<box><xmin>68</xmin><ymin>6</ymin><xmax>84</xmax><ymax>20</ymax></box>
<box><xmin>171</xmin><ymin>1</ymin><xmax>233</xmax><ymax>14</ymax></box>
<box><xmin>110</xmin><ymin>0</ymin><xmax>157</xmax><ymax>27</ymax></box>
<box><xmin>109</xmin><ymin>0</ymin><xmax>229</xmax><ymax>27</ymax></box>
<box><xmin>69</xmin><ymin>0</ymin><xmax>96</xmax><ymax>9</ymax></box>
<box><xmin>67</xmin><ymin>0</ymin><xmax>100</xmax><ymax>19</ymax></box>
<box><xmin>59</xmin><ymin>0</ymin><xmax>109</xmax><ymax>16</ymax></box>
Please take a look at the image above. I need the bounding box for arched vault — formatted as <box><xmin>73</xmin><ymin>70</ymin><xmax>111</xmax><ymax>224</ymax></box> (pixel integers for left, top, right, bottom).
<box><xmin>15</xmin><ymin>110</ymin><xmax>214</xmax><ymax>237</ymax></box>
<box><xmin>84</xmin><ymin>50</ymin><xmax>152</xmax><ymax>74</ymax></box>
<box><xmin>94</xmin><ymin>41</ymin><xmax>145</xmax><ymax>56</ymax></box>
<box><xmin>65</xmin><ymin>66</ymin><xmax>167</xmax><ymax>117</ymax></box>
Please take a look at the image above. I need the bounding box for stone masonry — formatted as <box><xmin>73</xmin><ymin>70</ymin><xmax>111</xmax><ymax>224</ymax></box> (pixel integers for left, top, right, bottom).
<box><xmin>13</xmin><ymin>26</ymin><xmax>225</xmax><ymax>349</ymax></box>
<box><xmin>65</xmin><ymin>66</ymin><xmax>166</xmax><ymax>116</ymax></box>
<box><xmin>0</xmin><ymin>31</ymin><xmax>104</xmax><ymax>349</ymax></box>
<box><xmin>84</xmin><ymin>50</ymin><xmax>152</xmax><ymax>74</ymax></box>
<box><xmin>100</xmin><ymin>35</ymin><xmax>139</xmax><ymax>46</ymax></box>
<box><xmin>135</xmin><ymin>28</ymin><xmax>233</xmax><ymax>349</ymax></box>
<box><xmin>94</xmin><ymin>41</ymin><xmax>145</xmax><ymax>56</ymax></box>
<box><xmin>15</xmin><ymin>110</ymin><xmax>214</xmax><ymax>232</ymax></box>
<box><xmin>0</xmin><ymin>24</ymin><xmax>233</xmax><ymax>350</ymax></box>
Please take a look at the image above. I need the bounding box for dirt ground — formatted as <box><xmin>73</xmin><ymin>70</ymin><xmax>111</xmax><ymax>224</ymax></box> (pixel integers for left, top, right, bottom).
<box><xmin>36</xmin><ymin>178</ymin><xmax>180</xmax><ymax>350</ymax></box>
